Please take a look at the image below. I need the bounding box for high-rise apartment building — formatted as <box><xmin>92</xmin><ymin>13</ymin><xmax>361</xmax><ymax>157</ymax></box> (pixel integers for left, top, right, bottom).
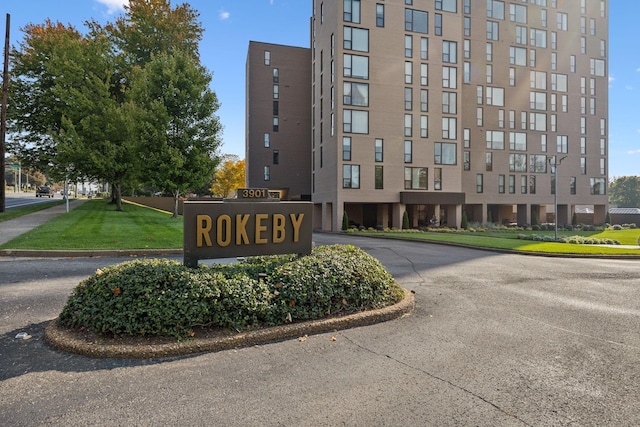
<box><xmin>246</xmin><ymin>42</ymin><xmax>312</xmax><ymax>201</ymax></box>
<box><xmin>247</xmin><ymin>0</ymin><xmax>609</xmax><ymax>232</ymax></box>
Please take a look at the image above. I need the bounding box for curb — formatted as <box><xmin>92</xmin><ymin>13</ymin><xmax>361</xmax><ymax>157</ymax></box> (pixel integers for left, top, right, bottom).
<box><xmin>44</xmin><ymin>289</ymin><xmax>415</xmax><ymax>360</ymax></box>
<box><xmin>0</xmin><ymin>249</ymin><xmax>183</xmax><ymax>258</ymax></box>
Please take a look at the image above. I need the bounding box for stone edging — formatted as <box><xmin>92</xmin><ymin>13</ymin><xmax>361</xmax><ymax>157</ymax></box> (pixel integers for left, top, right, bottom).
<box><xmin>44</xmin><ymin>289</ymin><xmax>415</xmax><ymax>359</ymax></box>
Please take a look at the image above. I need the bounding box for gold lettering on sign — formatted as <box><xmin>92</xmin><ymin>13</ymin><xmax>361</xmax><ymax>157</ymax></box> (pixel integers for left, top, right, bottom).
<box><xmin>255</xmin><ymin>214</ymin><xmax>269</xmax><ymax>244</ymax></box>
<box><xmin>216</xmin><ymin>215</ymin><xmax>232</xmax><ymax>247</ymax></box>
<box><xmin>290</xmin><ymin>213</ymin><xmax>304</xmax><ymax>243</ymax></box>
<box><xmin>236</xmin><ymin>214</ymin><xmax>250</xmax><ymax>245</ymax></box>
<box><xmin>197</xmin><ymin>215</ymin><xmax>213</xmax><ymax>247</ymax></box>
<box><xmin>273</xmin><ymin>214</ymin><xmax>286</xmax><ymax>243</ymax></box>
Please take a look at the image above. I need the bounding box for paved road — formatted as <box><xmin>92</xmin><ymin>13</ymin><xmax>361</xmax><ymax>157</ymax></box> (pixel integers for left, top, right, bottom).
<box><xmin>3</xmin><ymin>192</ymin><xmax>63</xmax><ymax>210</ymax></box>
<box><xmin>1</xmin><ymin>234</ymin><xmax>639</xmax><ymax>426</ymax></box>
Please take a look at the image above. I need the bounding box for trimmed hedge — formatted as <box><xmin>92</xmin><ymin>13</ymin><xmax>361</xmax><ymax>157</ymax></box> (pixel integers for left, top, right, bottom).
<box><xmin>58</xmin><ymin>245</ymin><xmax>404</xmax><ymax>338</ymax></box>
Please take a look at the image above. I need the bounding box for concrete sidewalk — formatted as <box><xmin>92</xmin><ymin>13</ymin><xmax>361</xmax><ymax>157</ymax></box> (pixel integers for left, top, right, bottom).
<box><xmin>0</xmin><ymin>199</ymin><xmax>88</xmax><ymax>246</ymax></box>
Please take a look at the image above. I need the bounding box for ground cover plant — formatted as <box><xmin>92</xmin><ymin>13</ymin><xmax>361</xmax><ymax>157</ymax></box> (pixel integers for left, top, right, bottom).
<box><xmin>57</xmin><ymin>244</ymin><xmax>405</xmax><ymax>338</ymax></box>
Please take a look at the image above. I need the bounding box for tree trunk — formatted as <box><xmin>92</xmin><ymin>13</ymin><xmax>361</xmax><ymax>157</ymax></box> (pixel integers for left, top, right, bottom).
<box><xmin>172</xmin><ymin>191</ymin><xmax>179</xmax><ymax>218</ymax></box>
<box><xmin>114</xmin><ymin>183</ymin><xmax>122</xmax><ymax>211</ymax></box>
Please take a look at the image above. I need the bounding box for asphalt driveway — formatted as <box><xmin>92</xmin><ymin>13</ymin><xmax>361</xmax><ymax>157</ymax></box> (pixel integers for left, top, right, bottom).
<box><xmin>1</xmin><ymin>233</ymin><xmax>639</xmax><ymax>426</ymax></box>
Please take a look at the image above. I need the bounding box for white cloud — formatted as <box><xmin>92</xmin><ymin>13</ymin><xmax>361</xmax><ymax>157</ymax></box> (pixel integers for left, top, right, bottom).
<box><xmin>609</xmin><ymin>75</ymin><xmax>615</xmax><ymax>82</ymax></box>
<box><xmin>219</xmin><ymin>10</ymin><xmax>230</xmax><ymax>20</ymax></box>
<box><xmin>628</xmin><ymin>149</ymin><xmax>640</xmax><ymax>155</ymax></box>
<box><xmin>96</xmin><ymin>0</ymin><xmax>128</xmax><ymax>14</ymax></box>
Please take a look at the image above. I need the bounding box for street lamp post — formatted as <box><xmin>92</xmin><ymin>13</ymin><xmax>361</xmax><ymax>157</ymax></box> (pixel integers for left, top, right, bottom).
<box><xmin>549</xmin><ymin>155</ymin><xmax>567</xmax><ymax>241</ymax></box>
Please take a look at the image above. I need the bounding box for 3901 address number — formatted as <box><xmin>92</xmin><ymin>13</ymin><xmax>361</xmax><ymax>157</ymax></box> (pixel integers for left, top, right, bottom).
<box><xmin>238</xmin><ymin>188</ymin><xmax>269</xmax><ymax>199</ymax></box>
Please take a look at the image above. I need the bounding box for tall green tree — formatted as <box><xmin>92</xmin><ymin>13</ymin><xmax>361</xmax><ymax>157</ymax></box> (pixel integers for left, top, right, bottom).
<box><xmin>609</xmin><ymin>176</ymin><xmax>640</xmax><ymax>208</ymax></box>
<box><xmin>131</xmin><ymin>50</ymin><xmax>222</xmax><ymax>217</ymax></box>
<box><xmin>211</xmin><ymin>157</ymin><xmax>245</xmax><ymax>198</ymax></box>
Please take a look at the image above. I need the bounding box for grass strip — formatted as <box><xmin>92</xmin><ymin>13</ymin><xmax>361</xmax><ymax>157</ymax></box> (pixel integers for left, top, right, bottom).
<box><xmin>357</xmin><ymin>229</ymin><xmax>640</xmax><ymax>255</ymax></box>
<box><xmin>0</xmin><ymin>200</ymin><xmax>66</xmax><ymax>223</ymax></box>
<box><xmin>0</xmin><ymin>199</ymin><xmax>183</xmax><ymax>250</ymax></box>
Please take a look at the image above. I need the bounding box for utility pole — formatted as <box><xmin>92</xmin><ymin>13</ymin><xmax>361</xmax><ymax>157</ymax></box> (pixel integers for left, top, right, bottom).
<box><xmin>549</xmin><ymin>155</ymin><xmax>567</xmax><ymax>241</ymax></box>
<box><xmin>0</xmin><ymin>14</ymin><xmax>10</xmax><ymax>212</ymax></box>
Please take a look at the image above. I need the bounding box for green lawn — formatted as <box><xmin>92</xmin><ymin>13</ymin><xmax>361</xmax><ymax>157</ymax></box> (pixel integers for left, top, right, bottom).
<box><xmin>2</xmin><ymin>198</ymin><xmax>639</xmax><ymax>256</ymax></box>
<box><xmin>0</xmin><ymin>199</ymin><xmax>183</xmax><ymax>250</ymax></box>
<box><xmin>355</xmin><ymin>228</ymin><xmax>640</xmax><ymax>256</ymax></box>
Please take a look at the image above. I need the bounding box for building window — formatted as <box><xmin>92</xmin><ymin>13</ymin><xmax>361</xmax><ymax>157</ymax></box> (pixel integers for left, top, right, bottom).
<box><xmin>530</xmin><ymin>155</ymin><xmax>547</xmax><ymax>173</ymax></box>
<box><xmin>442</xmin><ymin>117</ymin><xmax>457</xmax><ymax>139</ymax></box>
<box><xmin>485</xmin><ymin>130</ymin><xmax>504</xmax><ymax>150</ymax></box>
<box><xmin>376</xmin><ymin>3</ymin><xmax>385</xmax><ymax>27</ymax></box>
<box><xmin>375</xmin><ymin>165</ymin><xmax>384</xmax><ymax>189</ymax></box>
<box><xmin>421</xmin><ymin>37</ymin><xmax>429</xmax><ymax>59</ymax></box>
<box><xmin>486</xmin><ymin>152</ymin><xmax>493</xmax><ymax>171</ymax></box>
<box><xmin>442</xmin><ymin>66</ymin><xmax>457</xmax><ymax>88</ymax></box>
<box><xmin>343</xmin><ymin>54</ymin><xmax>369</xmax><ymax>79</ymax></box>
<box><xmin>486</xmin><ymin>87</ymin><xmax>504</xmax><ymax>106</ymax></box>
<box><xmin>343</xmin><ymin>82</ymin><xmax>369</xmax><ymax>106</ymax></box>
<box><xmin>476</xmin><ymin>174</ymin><xmax>483</xmax><ymax>193</ymax></box>
<box><xmin>509</xmin><ymin>47</ymin><xmax>527</xmax><ymax>66</ymax></box>
<box><xmin>436</xmin><ymin>0</ymin><xmax>457</xmax><ymax>13</ymax></box>
<box><xmin>435</xmin><ymin>142</ymin><xmax>457</xmax><ymax>165</ymax></box>
<box><xmin>530</xmin><ymin>29</ymin><xmax>547</xmax><ymax>48</ymax></box>
<box><xmin>442</xmin><ymin>92</ymin><xmax>457</xmax><ymax>114</ymax></box>
<box><xmin>343</xmin><ymin>137</ymin><xmax>351</xmax><ymax>161</ymax></box>
<box><xmin>498</xmin><ymin>174</ymin><xmax>505</xmax><ymax>193</ymax></box>
<box><xmin>521</xmin><ymin>175</ymin><xmax>527</xmax><ymax>194</ymax></box>
<box><xmin>509</xmin><ymin>154</ymin><xmax>527</xmax><ymax>172</ymax></box>
<box><xmin>405</xmin><ymin>61</ymin><xmax>413</xmax><ymax>84</ymax></box>
<box><xmin>343</xmin><ymin>165</ymin><xmax>360</xmax><ymax>188</ymax></box>
<box><xmin>343</xmin><ymin>109</ymin><xmax>369</xmax><ymax>134</ymax></box>
<box><xmin>264</xmin><ymin>51</ymin><xmax>271</xmax><ymax>65</ymax></box>
<box><xmin>435</xmin><ymin>13</ymin><xmax>442</xmax><ymax>36</ymax></box>
<box><xmin>487</xmin><ymin>0</ymin><xmax>505</xmax><ymax>19</ymax></box>
<box><xmin>557</xmin><ymin>135</ymin><xmax>568</xmax><ymax>153</ymax></box>
<box><xmin>273</xmin><ymin>117</ymin><xmax>279</xmax><ymax>132</ymax></box>
<box><xmin>404</xmin><ymin>114</ymin><xmax>413</xmax><ymax>137</ymax></box>
<box><xmin>515</xmin><ymin>26</ymin><xmax>527</xmax><ymax>45</ymax></box>
<box><xmin>272</xmin><ymin>150</ymin><xmax>279</xmax><ymax>165</ymax></box>
<box><xmin>420</xmin><ymin>64</ymin><xmax>428</xmax><ymax>85</ymax></box>
<box><xmin>590</xmin><ymin>178</ymin><xmax>605</xmax><ymax>195</ymax></box>
<box><xmin>432</xmin><ymin>167</ymin><xmax>442</xmax><ymax>190</ymax></box>
<box><xmin>442</xmin><ymin>41</ymin><xmax>457</xmax><ymax>64</ymax></box>
<box><xmin>509</xmin><ymin>175</ymin><xmax>516</xmax><ymax>194</ymax></box>
<box><xmin>570</xmin><ymin>176</ymin><xmax>576</xmax><ymax>195</ymax></box>
<box><xmin>264</xmin><ymin>133</ymin><xmax>270</xmax><ymax>148</ymax></box>
<box><xmin>580</xmin><ymin>157</ymin><xmax>586</xmax><ymax>175</ymax></box>
<box><xmin>273</xmin><ymin>68</ymin><xmax>279</xmax><ymax>83</ymax></box>
<box><xmin>486</xmin><ymin>21</ymin><xmax>499</xmax><ymax>40</ymax></box>
<box><xmin>405</xmin><ymin>167</ymin><xmax>428</xmax><ymax>190</ymax></box>
<box><xmin>273</xmin><ymin>101</ymin><xmax>279</xmax><ymax>116</ymax></box>
<box><xmin>375</xmin><ymin>138</ymin><xmax>383</xmax><ymax>162</ymax></box>
<box><xmin>344</xmin><ymin>26</ymin><xmax>369</xmax><ymax>52</ymax></box>
<box><xmin>421</xmin><ymin>89</ymin><xmax>429</xmax><ymax>111</ymax></box>
<box><xmin>510</xmin><ymin>4</ymin><xmax>527</xmax><ymax>23</ymax></box>
<box><xmin>264</xmin><ymin>165</ymin><xmax>270</xmax><ymax>181</ymax></box>
<box><xmin>344</xmin><ymin>0</ymin><xmax>361</xmax><ymax>23</ymax></box>
<box><xmin>509</xmin><ymin>132</ymin><xmax>527</xmax><ymax>151</ymax></box>
<box><xmin>464</xmin><ymin>151</ymin><xmax>470</xmax><ymax>170</ymax></box>
<box><xmin>273</xmin><ymin>85</ymin><xmax>279</xmax><ymax>99</ymax></box>
<box><xmin>529</xmin><ymin>175</ymin><xmax>536</xmax><ymax>194</ymax></box>
<box><xmin>404</xmin><ymin>140</ymin><xmax>412</xmax><ymax>163</ymax></box>
<box><xmin>420</xmin><ymin>115</ymin><xmax>428</xmax><ymax>138</ymax></box>
<box><xmin>405</xmin><ymin>87</ymin><xmax>413</xmax><ymax>110</ymax></box>
<box><xmin>405</xmin><ymin>9</ymin><xmax>428</xmax><ymax>34</ymax></box>
<box><xmin>405</xmin><ymin>35</ymin><xmax>413</xmax><ymax>57</ymax></box>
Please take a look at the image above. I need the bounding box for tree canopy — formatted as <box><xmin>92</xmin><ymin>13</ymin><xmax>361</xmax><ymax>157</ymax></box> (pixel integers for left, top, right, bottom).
<box><xmin>609</xmin><ymin>176</ymin><xmax>640</xmax><ymax>208</ymax></box>
<box><xmin>8</xmin><ymin>0</ymin><xmax>222</xmax><ymax>213</ymax></box>
<box><xmin>211</xmin><ymin>157</ymin><xmax>245</xmax><ymax>198</ymax></box>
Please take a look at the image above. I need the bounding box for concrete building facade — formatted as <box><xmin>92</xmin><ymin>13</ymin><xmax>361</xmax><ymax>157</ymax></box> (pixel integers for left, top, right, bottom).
<box><xmin>247</xmin><ymin>0</ymin><xmax>609</xmax><ymax>231</ymax></box>
<box><xmin>246</xmin><ymin>41</ymin><xmax>312</xmax><ymax>201</ymax></box>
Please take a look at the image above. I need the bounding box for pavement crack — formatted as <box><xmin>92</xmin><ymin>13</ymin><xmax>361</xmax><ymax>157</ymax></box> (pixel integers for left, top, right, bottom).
<box><xmin>340</xmin><ymin>333</ymin><xmax>533</xmax><ymax>426</ymax></box>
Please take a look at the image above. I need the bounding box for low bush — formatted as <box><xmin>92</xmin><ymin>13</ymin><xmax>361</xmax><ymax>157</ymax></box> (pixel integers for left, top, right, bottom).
<box><xmin>58</xmin><ymin>245</ymin><xmax>404</xmax><ymax>338</ymax></box>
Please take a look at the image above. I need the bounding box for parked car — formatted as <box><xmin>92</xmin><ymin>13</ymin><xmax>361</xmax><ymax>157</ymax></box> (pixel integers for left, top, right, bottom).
<box><xmin>36</xmin><ymin>186</ymin><xmax>54</xmax><ymax>198</ymax></box>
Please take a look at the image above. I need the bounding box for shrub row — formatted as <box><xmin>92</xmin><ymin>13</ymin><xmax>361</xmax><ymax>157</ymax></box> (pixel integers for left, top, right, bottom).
<box><xmin>516</xmin><ymin>234</ymin><xmax>620</xmax><ymax>245</ymax></box>
<box><xmin>58</xmin><ymin>245</ymin><xmax>404</xmax><ymax>338</ymax></box>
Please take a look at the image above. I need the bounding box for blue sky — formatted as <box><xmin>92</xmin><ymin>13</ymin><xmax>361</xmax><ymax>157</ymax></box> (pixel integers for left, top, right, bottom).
<box><xmin>3</xmin><ymin>0</ymin><xmax>639</xmax><ymax>177</ymax></box>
